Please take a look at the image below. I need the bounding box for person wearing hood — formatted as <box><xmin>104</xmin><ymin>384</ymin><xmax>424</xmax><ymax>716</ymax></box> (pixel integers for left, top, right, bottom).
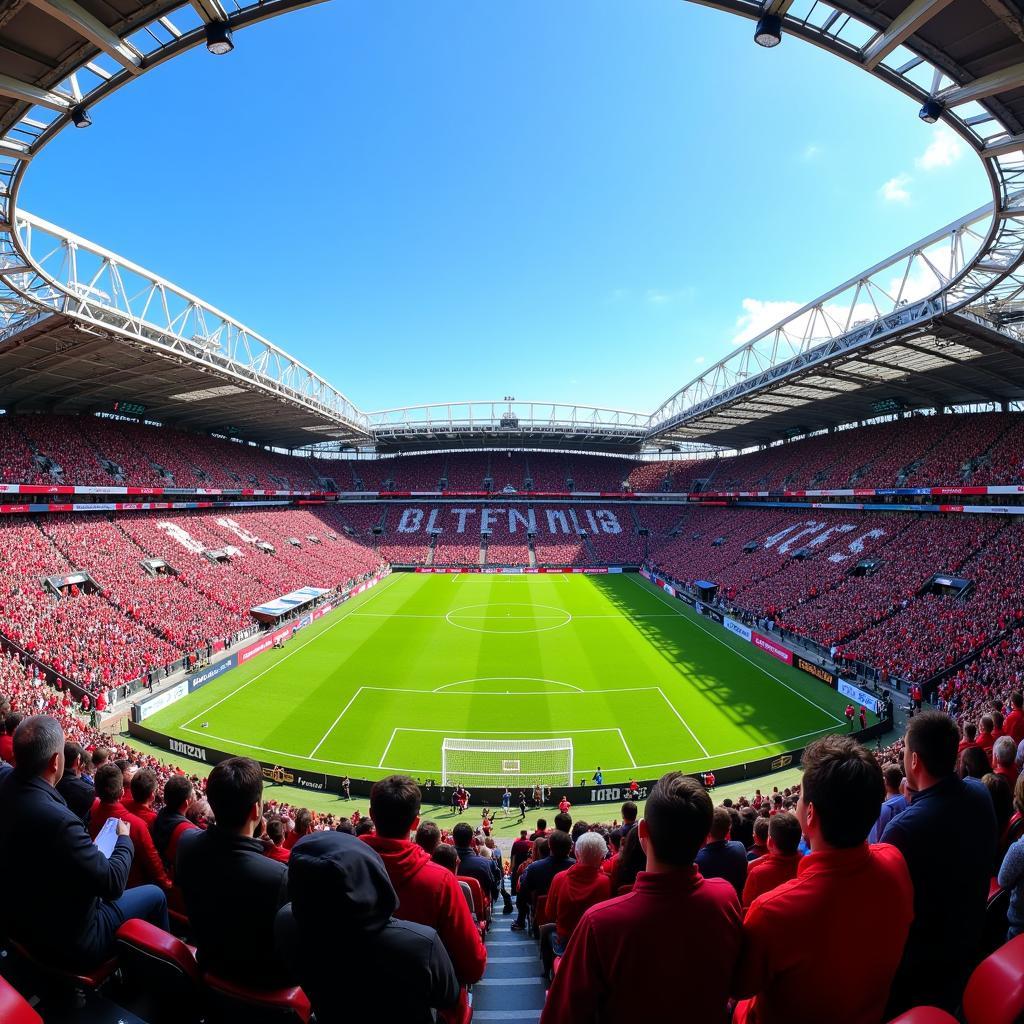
<box><xmin>546</xmin><ymin>830</ymin><xmax>613</xmax><ymax>955</ymax></box>
<box><xmin>361</xmin><ymin>775</ymin><xmax>486</xmax><ymax>985</ymax></box>
<box><xmin>276</xmin><ymin>831</ymin><xmax>459</xmax><ymax>1024</ymax></box>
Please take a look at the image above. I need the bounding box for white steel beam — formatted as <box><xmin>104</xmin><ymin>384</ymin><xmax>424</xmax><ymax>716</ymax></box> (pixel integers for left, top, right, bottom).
<box><xmin>939</xmin><ymin>62</ymin><xmax>1024</xmax><ymax>108</ymax></box>
<box><xmin>982</xmin><ymin>132</ymin><xmax>1024</xmax><ymax>159</ymax></box>
<box><xmin>189</xmin><ymin>0</ymin><xmax>228</xmax><ymax>22</ymax></box>
<box><xmin>25</xmin><ymin>0</ymin><xmax>144</xmax><ymax>75</ymax></box>
<box><xmin>0</xmin><ymin>141</ymin><xmax>32</xmax><ymax>161</ymax></box>
<box><xmin>862</xmin><ymin>0</ymin><xmax>957</xmax><ymax>71</ymax></box>
<box><xmin>0</xmin><ymin>72</ymin><xmax>72</xmax><ymax>113</ymax></box>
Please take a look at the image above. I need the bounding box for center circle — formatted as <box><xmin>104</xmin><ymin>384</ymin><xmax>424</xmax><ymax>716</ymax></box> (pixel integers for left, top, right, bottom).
<box><xmin>445</xmin><ymin>602</ymin><xmax>572</xmax><ymax>635</ymax></box>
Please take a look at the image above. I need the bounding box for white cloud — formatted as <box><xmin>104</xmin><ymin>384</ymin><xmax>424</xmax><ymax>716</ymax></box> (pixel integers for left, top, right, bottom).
<box><xmin>880</xmin><ymin>174</ymin><xmax>912</xmax><ymax>203</ymax></box>
<box><xmin>801</xmin><ymin>143</ymin><xmax>821</xmax><ymax>161</ymax></box>
<box><xmin>916</xmin><ymin>128</ymin><xmax>964</xmax><ymax>171</ymax></box>
<box><xmin>646</xmin><ymin>289</ymin><xmax>671</xmax><ymax>305</ymax></box>
<box><xmin>731</xmin><ymin>298</ymin><xmax>802</xmax><ymax>345</ymax></box>
<box><xmin>694</xmin><ymin>355</ymin><xmax>706</xmax><ymax>365</ymax></box>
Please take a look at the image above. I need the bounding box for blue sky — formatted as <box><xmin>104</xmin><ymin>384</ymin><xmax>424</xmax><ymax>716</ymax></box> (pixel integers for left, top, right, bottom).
<box><xmin>23</xmin><ymin>0</ymin><xmax>988</xmax><ymax>415</ymax></box>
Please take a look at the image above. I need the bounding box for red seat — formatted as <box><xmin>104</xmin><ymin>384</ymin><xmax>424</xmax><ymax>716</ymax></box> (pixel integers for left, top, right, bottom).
<box><xmin>204</xmin><ymin>971</ymin><xmax>312</xmax><ymax>1024</ymax></box>
<box><xmin>887</xmin><ymin>1010</ymin><xmax>958</xmax><ymax>1024</ymax></box>
<box><xmin>458</xmin><ymin>875</ymin><xmax>490</xmax><ymax>928</ymax></box>
<box><xmin>0</xmin><ymin>975</ymin><xmax>42</xmax><ymax>1024</ymax></box>
<box><xmin>7</xmin><ymin>938</ymin><xmax>117</xmax><ymax>992</ymax></box>
<box><xmin>115</xmin><ymin>918</ymin><xmax>202</xmax><ymax>1022</ymax></box>
<box><xmin>963</xmin><ymin>932</ymin><xmax>1024</xmax><ymax>1024</ymax></box>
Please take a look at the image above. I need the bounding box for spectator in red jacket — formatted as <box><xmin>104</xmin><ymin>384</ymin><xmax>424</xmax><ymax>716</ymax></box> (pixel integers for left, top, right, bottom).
<box><xmin>88</xmin><ymin>763</ymin><xmax>172</xmax><ymax>892</ymax></box>
<box><xmin>263</xmin><ymin>816</ymin><xmax>290</xmax><ymax>863</ymax></box>
<box><xmin>734</xmin><ymin>735</ymin><xmax>913</xmax><ymax>1024</ymax></box>
<box><xmin>541</xmin><ymin>772</ymin><xmax>742</xmax><ymax>1024</ymax></box>
<box><xmin>0</xmin><ymin>712</ymin><xmax>22</xmax><ymax>765</ymax></box>
<box><xmin>361</xmin><ymin>775</ymin><xmax>486</xmax><ymax>987</ymax></box>
<box><xmin>741</xmin><ymin>811</ymin><xmax>802</xmax><ymax>908</ymax></box>
<box><xmin>979</xmin><ymin>715</ymin><xmax>997</xmax><ymax>761</ymax></box>
<box><xmin>546</xmin><ymin>830</ymin><xmax>612</xmax><ymax>955</ymax></box>
<box><xmin>122</xmin><ymin>767</ymin><xmax>158</xmax><ymax>827</ymax></box>
<box><xmin>1005</xmin><ymin>692</ymin><xmax>1024</xmax><ymax>746</ymax></box>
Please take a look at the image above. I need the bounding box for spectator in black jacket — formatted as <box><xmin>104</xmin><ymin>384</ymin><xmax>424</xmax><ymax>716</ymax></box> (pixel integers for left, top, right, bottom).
<box><xmin>176</xmin><ymin>756</ymin><xmax>290</xmax><ymax>988</ymax></box>
<box><xmin>452</xmin><ymin>821</ymin><xmax>500</xmax><ymax>899</ymax></box>
<box><xmin>276</xmin><ymin>831</ymin><xmax>458</xmax><ymax>1023</ymax></box>
<box><xmin>55</xmin><ymin>741</ymin><xmax>94</xmax><ymax>823</ymax></box>
<box><xmin>0</xmin><ymin>715</ymin><xmax>167</xmax><ymax>968</ymax></box>
<box><xmin>512</xmin><ymin>829</ymin><xmax>575</xmax><ymax>931</ymax></box>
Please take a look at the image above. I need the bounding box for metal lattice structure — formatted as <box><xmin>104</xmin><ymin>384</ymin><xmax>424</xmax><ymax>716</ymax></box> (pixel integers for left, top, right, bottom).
<box><xmin>3</xmin><ymin>0</ymin><xmax>1024</xmax><ymax>452</ymax></box>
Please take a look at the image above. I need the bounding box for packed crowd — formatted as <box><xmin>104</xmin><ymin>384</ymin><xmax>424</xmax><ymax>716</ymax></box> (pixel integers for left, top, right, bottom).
<box><xmin>3</xmin><ymin>408</ymin><xmax>1024</xmax><ymax>494</ymax></box>
<box><xmin>2</xmin><ymin>706</ymin><xmax>1023</xmax><ymax>1023</ymax></box>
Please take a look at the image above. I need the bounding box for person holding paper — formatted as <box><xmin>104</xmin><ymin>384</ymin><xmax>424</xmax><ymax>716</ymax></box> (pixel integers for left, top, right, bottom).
<box><xmin>0</xmin><ymin>715</ymin><xmax>168</xmax><ymax>969</ymax></box>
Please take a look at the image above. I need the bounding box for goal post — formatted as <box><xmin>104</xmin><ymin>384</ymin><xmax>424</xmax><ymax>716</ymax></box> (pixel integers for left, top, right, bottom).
<box><xmin>441</xmin><ymin>737</ymin><xmax>574</xmax><ymax>789</ymax></box>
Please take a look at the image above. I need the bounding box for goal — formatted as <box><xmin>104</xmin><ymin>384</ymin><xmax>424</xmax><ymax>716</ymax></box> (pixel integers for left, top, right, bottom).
<box><xmin>441</xmin><ymin>738</ymin><xmax>574</xmax><ymax>789</ymax></box>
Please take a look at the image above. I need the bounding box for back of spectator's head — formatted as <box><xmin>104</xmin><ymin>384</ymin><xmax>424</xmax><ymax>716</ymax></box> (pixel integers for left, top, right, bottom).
<box><xmin>767</xmin><ymin>811</ymin><xmax>802</xmax><ymax>856</ymax></box>
<box><xmin>1013</xmin><ymin>692</ymin><xmax>1024</xmax><ymax>712</ymax></box>
<box><xmin>452</xmin><ymin>822</ymin><xmax>473</xmax><ymax>847</ymax></box>
<box><xmin>571</xmin><ymin>821</ymin><xmax>590</xmax><ymax>842</ymax></box>
<box><xmin>206</xmin><ymin>756</ymin><xmax>263</xmax><ymax>831</ymax></box>
<box><xmin>335</xmin><ymin>817</ymin><xmax>355</xmax><ymax>835</ymax></box>
<box><xmin>354</xmin><ymin>819</ymin><xmax>375</xmax><ymax>837</ymax></box>
<box><xmin>575</xmin><ymin>830</ymin><xmax>606</xmax><ymax>866</ymax></box>
<box><xmin>608</xmin><ymin>829</ymin><xmax>621</xmax><ymax>851</ymax></box>
<box><xmin>414</xmin><ymin>819</ymin><xmax>441</xmax><ymax>854</ymax></box>
<box><xmin>533</xmin><ymin>837</ymin><xmax>549</xmax><ymax>860</ymax></box>
<box><xmin>13</xmin><ymin>715</ymin><xmax>63</xmax><ymax>779</ymax></box>
<box><xmin>94</xmin><ymin>762</ymin><xmax>124</xmax><ymax>803</ymax></box>
<box><xmin>906</xmin><ymin>712</ymin><xmax>960</xmax><ymax>783</ymax></box>
<box><xmin>554</xmin><ymin>811</ymin><xmax>572</xmax><ymax>833</ymax></box>
<box><xmin>295</xmin><ymin>808</ymin><xmax>313</xmax><ymax>834</ymax></box>
<box><xmin>799</xmin><ymin>735</ymin><xmax>883</xmax><ymax>849</ymax></box>
<box><xmin>621</xmin><ymin>801</ymin><xmax>638</xmax><ymax>824</ymax></box>
<box><xmin>983</xmin><ymin>773</ymin><xmax>1013</xmax><ymax>837</ymax></box>
<box><xmin>1015</xmin><ymin>773</ymin><xmax>1024</xmax><ymax>816</ymax></box>
<box><xmin>431</xmin><ymin>843</ymin><xmax>458</xmax><ymax>874</ymax></box>
<box><xmin>708</xmin><ymin>805</ymin><xmax>732</xmax><ymax>842</ymax></box>
<box><xmin>63</xmin><ymin>741</ymin><xmax>86</xmax><ymax>774</ymax></box>
<box><xmin>640</xmin><ymin>772</ymin><xmax>712</xmax><ymax>868</ymax></box>
<box><xmin>549</xmin><ymin>829</ymin><xmax>573</xmax><ymax>859</ymax></box>
<box><xmin>994</xmin><ymin>735</ymin><xmax>1017</xmax><ymax>769</ymax></box>
<box><xmin>163</xmin><ymin>773</ymin><xmax>194</xmax><ymax>813</ymax></box>
<box><xmin>960</xmin><ymin>745</ymin><xmax>991</xmax><ymax>780</ymax></box>
<box><xmin>882</xmin><ymin>763</ymin><xmax>903</xmax><ymax>793</ymax></box>
<box><xmin>535</xmin><ymin>818</ymin><xmax>547</xmax><ymax>832</ymax></box>
<box><xmin>752</xmin><ymin>815</ymin><xmax>770</xmax><ymax>845</ymax></box>
<box><xmin>186</xmin><ymin>797</ymin><xmax>213</xmax><ymax>827</ymax></box>
<box><xmin>964</xmin><ymin>722</ymin><xmax>978</xmax><ymax>741</ymax></box>
<box><xmin>5</xmin><ymin>712</ymin><xmax>24</xmax><ymax>739</ymax></box>
<box><xmin>995</xmin><ymin>711</ymin><xmax>1005</xmax><ymax>731</ymax></box>
<box><xmin>130</xmin><ymin>767</ymin><xmax>158</xmax><ymax>804</ymax></box>
<box><xmin>981</xmin><ymin>715</ymin><xmax>994</xmax><ymax>734</ymax></box>
<box><xmin>266</xmin><ymin>816</ymin><xmax>286</xmax><ymax>846</ymax></box>
<box><xmin>91</xmin><ymin>747</ymin><xmax>109</xmax><ymax>769</ymax></box>
<box><xmin>369</xmin><ymin>775</ymin><xmax>421</xmax><ymax>839</ymax></box>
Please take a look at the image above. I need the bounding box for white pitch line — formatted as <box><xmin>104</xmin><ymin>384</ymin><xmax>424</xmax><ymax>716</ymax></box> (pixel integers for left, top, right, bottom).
<box><xmin>309</xmin><ymin>685</ymin><xmax>367</xmax><ymax>758</ymax></box>
<box><xmin>655</xmin><ymin>687</ymin><xmax>710</xmax><ymax>757</ymax></box>
<box><xmin>378</xmin><ymin>727</ymin><xmax>398</xmax><ymax>768</ymax></box>
<box><xmin>617</xmin><ymin>727</ymin><xmax>638</xmax><ymax>768</ymax></box>
<box><xmin>181</xmin><ymin>573</ymin><xmax>403</xmax><ymax>730</ymax></box>
<box><xmin>626</xmin><ymin>573</ymin><xmax>844</xmax><ymax>726</ymax></box>
<box><xmin>387</xmin><ymin>726</ymin><xmax>620</xmax><ymax>735</ymax></box>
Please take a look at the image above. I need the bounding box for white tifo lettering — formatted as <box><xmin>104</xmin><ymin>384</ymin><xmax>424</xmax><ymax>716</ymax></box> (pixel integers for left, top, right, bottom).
<box><xmin>397</xmin><ymin>509</ymin><xmax>423</xmax><ymax>533</ymax></box>
<box><xmin>393</xmin><ymin>507</ymin><xmax>623</xmax><ymax>535</ymax></box>
<box><xmin>157</xmin><ymin>521</ymin><xmax>206</xmax><ymax>553</ymax></box>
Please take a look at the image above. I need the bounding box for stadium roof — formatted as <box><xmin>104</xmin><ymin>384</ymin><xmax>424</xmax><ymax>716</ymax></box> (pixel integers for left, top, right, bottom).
<box><xmin>3</xmin><ymin>0</ymin><xmax>1024</xmax><ymax>454</ymax></box>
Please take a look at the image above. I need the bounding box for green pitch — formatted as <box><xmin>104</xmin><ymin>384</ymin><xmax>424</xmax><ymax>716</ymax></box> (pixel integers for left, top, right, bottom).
<box><xmin>146</xmin><ymin>572</ymin><xmax>866</xmax><ymax>784</ymax></box>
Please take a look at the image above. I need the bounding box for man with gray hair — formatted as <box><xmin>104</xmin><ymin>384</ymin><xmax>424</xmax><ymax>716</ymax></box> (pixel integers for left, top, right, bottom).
<box><xmin>994</xmin><ymin>734</ymin><xmax>1019</xmax><ymax>789</ymax></box>
<box><xmin>545</xmin><ymin>830</ymin><xmax>612</xmax><ymax>956</ymax></box>
<box><xmin>0</xmin><ymin>715</ymin><xmax>168</xmax><ymax>969</ymax></box>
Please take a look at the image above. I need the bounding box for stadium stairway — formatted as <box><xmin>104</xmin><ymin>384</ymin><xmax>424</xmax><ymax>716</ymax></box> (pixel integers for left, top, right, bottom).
<box><xmin>472</xmin><ymin>909</ymin><xmax>546</xmax><ymax>1022</ymax></box>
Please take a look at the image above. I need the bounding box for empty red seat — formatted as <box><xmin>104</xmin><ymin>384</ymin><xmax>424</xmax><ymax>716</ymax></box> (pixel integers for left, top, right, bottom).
<box><xmin>0</xmin><ymin>975</ymin><xmax>42</xmax><ymax>1024</ymax></box>
<box><xmin>962</xmin><ymin>932</ymin><xmax>1024</xmax><ymax>1024</ymax></box>
<box><xmin>204</xmin><ymin>971</ymin><xmax>312</xmax><ymax>1023</ymax></box>
<box><xmin>459</xmin><ymin>874</ymin><xmax>490</xmax><ymax>928</ymax></box>
<box><xmin>7</xmin><ymin>937</ymin><xmax>117</xmax><ymax>993</ymax></box>
<box><xmin>115</xmin><ymin>918</ymin><xmax>202</xmax><ymax>1021</ymax></box>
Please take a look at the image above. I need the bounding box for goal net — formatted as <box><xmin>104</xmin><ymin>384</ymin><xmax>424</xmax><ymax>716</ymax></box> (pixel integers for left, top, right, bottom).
<box><xmin>441</xmin><ymin>738</ymin><xmax>574</xmax><ymax>789</ymax></box>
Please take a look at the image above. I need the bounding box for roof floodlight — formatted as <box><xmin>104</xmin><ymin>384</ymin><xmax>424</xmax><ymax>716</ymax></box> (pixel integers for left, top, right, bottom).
<box><xmin>70</xmin><ymin>104</ymin><xmax>92</xmax><ymax>128</ymax></box>
<box><xmin>919</xmin><ymin>98</ymin><xmax>944</xmax><ymax>124</ymax></box>
<box><xmin>754</xmin><ymin>14</ymin><xmax>782</xmax><ymax>47</ymax></box>
<box><xmin>205</xmin><ymin>21</ymin><xmax>234</xmax><ymax>55</ymax></box>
